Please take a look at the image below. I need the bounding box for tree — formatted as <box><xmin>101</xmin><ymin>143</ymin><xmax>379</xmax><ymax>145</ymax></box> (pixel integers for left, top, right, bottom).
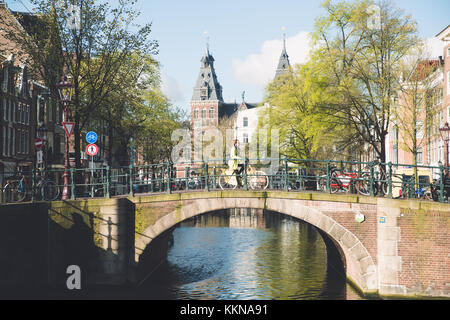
<box><xmin>2</xmin><ymin>0</ymin><xmax>158</xmax><ymax>169</ymax></box>
<box><xmin>310</xmin><ymin>0</ymin><xmax>419</xmax><ymax>165</ymax></box>
<box><xmin>259</xmin><ymin>63</ymin><xmax>352</xmax><ymax>162</ymax></box>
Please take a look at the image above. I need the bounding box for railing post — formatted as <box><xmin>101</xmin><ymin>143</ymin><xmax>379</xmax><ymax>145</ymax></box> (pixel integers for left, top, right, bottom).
<box><xmin>284</xmin><ymin>156</ymin><xmax>288</xmax><ymax>192</ymax></box>
<box><xmin>204</xmin><ymin>161</ymin><xmax>209</xmax><ymax>192</ymax></box>
<box><xmin>298</xmin><ymin>166</ymin><xmax>303</xmax><ymax>191</ymax></box>
<box><xmin>243</xmin><ymin>158</ymin><xmax>248</xmax><ymax>191</ymax></box>
<box><xmin>129</xmin><ymin>163</ymin><xmax>134</xmax><ymax>197</ymax></box>
<box><xmin>70</xmin><ymin>168</ymin><xmax>75</xmax><ymax>200</ymax></box>
<box><xmin>30</xmin><ymin>168</ymin><xmax>35</xmax><ymax>202</ymax></box>
<box><xmin>440</xmin><ymin>165</ymin><xmax>444</xmax><ymax>203</ymax></box>
<box><xmin>370</xmin><ymin>161</ymin><xmax>374</xmax><ymax>197</ymax></box>
<box><xmin>166</xmin><ymin>162</ymin><xmax>171</xmax><ymax>194</ymax></box>
<box><xmin>326</xmin><ymin>160</ymin><xmax>331</xmax><ymax>193</ymax></box>
<box><xmin>388</xmin><ymin>162</ymin><xmax>393</xmax><ymax>199</ymax></box>
<box><xmin>106</xmin><ymin>166</ymin><xmax>110</xmax><ymax>198</ymax></box>
<box><xmin>185</xmin><ymin>166</ymin><xmax>190</xmax><ymax>191</ymax></box>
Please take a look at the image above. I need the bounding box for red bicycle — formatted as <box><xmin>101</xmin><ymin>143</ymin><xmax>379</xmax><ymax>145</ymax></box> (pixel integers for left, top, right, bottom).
<box><xmin>329</xmin><ymin>170</ymin><xmax>369</xmax><ymax>195</ymax></box>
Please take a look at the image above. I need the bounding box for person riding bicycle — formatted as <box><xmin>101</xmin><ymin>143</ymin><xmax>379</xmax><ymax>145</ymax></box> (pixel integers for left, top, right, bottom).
<box><xmin>228</xmin><ymin>139</ymin><xmax>244</xmax><ymax>187</ymax></box>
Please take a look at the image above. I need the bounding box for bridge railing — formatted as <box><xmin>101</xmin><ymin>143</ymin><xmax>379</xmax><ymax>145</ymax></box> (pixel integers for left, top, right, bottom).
<box><xmin>1</xmin><ymin>157</ymin><xmax>450</xmax><ymax>204</ymax></box>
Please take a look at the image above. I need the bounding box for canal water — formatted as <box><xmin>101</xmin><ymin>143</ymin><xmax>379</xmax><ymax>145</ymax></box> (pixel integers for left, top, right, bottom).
<box><xmin>140</xmin><ymin>209</ymin><xmax>365</xmax><ymax>300</ymax></box>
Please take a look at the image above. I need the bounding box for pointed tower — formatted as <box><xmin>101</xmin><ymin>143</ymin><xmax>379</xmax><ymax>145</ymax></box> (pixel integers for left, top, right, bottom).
<box><xmin>275</xmin><ymin>33</ymin><xmax>290</xmax><ymax>78</ymax></box>
<box><xmin>191</xmin><ymin>40</ymin><xmax>223</xmax><ymax>129</ymax></box>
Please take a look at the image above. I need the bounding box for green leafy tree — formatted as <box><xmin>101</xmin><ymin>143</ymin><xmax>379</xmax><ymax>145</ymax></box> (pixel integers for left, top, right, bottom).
<box><xmin>310</xmin><ymin>0</ymin><xmax>419</xmax><ymax>164</ymax></box>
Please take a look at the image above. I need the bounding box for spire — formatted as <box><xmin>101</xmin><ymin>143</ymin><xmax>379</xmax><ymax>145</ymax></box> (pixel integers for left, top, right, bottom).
<box><xmin>275</xmin><ymin>28</ymin><xmax>290</xmax><ymax>78</ymax></box>
<box><xmin>191</xmin><ymin>39</ymin><xmax>223</xmax><ymax>102</ymax></box>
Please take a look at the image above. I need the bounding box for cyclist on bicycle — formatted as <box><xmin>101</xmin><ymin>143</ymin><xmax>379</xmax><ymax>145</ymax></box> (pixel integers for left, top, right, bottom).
<box><xmin>228</xmin><ymin>139</ymin><xmax>244</xmax><ymax>187</ymax></box>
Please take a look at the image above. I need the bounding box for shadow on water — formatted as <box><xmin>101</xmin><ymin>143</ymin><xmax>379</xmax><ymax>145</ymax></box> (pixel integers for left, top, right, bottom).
<box><xmin>138</xmin><ymin>209</ymin><xmax>366</xmax><ymax>300</ymax></box>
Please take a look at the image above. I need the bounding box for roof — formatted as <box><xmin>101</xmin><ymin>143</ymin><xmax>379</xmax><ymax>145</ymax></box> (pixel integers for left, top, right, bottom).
<box><xmin>436</xmin><ymin>25</ymin><xmax>450</xmax><ymax>41</ymax></box>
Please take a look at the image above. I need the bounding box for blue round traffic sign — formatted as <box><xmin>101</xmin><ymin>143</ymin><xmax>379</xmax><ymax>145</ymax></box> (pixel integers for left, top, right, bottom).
<box><xmin>86</xmin><ymin>131</ymin><xmax>98</xmax><ymax>144</ymax></box>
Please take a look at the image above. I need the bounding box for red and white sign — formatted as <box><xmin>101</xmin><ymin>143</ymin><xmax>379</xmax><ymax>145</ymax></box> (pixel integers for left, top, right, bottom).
<box><xmin>37</xmin><ymin>150</ymin><xmax>43</xmax><ymax>164</ymax></box>
<box><xmin>86</xmin><ymin>143</ymin><xmax>99</xmax><ymax>156</ymax></box>
<box><xmin>35</xmin><ymin>137</ymin><xmax>43</xmax><ymax>150</ymax></box>
<box><xmin>62</xmin><ymin>122</ymin><xmax>75</xmax><ymax>138</ymax></box>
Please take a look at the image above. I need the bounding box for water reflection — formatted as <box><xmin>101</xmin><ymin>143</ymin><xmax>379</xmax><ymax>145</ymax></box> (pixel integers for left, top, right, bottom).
<box><xmin>140</xmin><ymin>209</ymin><xmax>364</xmax><ymax>300</ymax></box>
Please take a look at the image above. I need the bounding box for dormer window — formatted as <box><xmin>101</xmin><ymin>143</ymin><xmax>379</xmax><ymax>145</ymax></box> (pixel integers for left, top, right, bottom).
<box><xmin>201</xmin><ymin>83</ymin><xmax>209</xmax><ymax>100</ymax></box>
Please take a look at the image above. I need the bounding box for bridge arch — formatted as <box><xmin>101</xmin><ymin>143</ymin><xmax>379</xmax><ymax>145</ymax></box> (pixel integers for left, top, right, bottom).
<box><xmin>135</xmin><ymin>196</ymin><xmax>378</xmax><ymax>295</ymax></box>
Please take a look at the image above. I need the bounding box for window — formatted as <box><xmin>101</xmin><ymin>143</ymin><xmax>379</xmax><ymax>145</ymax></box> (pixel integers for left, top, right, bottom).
<box><xmin>194</xmin><ymin>109</ymin><xmax>199</xmax><ymax>119</ymax></box>
<box><xmin>243</xmin><ymin>133</ymin><xmax>248</xmax><ymax>143</ymax></box>
<box><xmin>417</xmin><ymin>148</ymin><xmax>423</xmax><ymax>164</ymax></box>
<box><xmin>448</xmin><ymin>47</ymin><xmax>450</xmax><ymax>57</ymax></box>
<box><xmin>202</xmin><ymin>109</ymin><xmax>206</xmax><ymax>118</ymax></box>
<box><xmin>448</xmin><ymin>72</ymin><xmax>450</xmax><ymax>96</ymax></box>
<box><xmin>201</xmin><ymin>87</ymin><xmax>208</xmax><ymax>100</ymax></box>
<box><xmin>243</xmin><ymin>117</ymin><xmax>248</xmax><ymax>127</ymax></box>
<box><xmin>416</xmin><ymin>120</ymin><xmax>423</xmax><ymax>139</ymax></box>
<box><xmin>209</xmin><ymin>108</ymin><xmax>214</xmax><ymax>118</ymax></box>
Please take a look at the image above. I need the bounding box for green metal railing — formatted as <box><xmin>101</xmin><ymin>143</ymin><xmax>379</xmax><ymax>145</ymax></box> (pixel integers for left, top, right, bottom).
<box><xmin>1</xmin><ymin>157</ymin><xmax>450</xmax><ymax>204</ymax></box>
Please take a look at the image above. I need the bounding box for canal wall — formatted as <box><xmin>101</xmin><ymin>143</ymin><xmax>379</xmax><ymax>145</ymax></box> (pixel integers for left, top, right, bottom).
<box><xmin>0</xmin><ymin>198</ymin><xmax>135</xmax><ymax>293</ymax></box>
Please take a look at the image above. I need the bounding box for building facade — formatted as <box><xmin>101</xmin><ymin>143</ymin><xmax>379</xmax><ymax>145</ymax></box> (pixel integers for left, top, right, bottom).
<box><xmin>386</xmin><ymin>25</ymin><xmax>450</xmax><ymax>174</ymax></box>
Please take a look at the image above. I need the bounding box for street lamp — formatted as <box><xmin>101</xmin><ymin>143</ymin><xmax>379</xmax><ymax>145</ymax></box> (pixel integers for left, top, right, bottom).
<box><xmin>56</xmin><ymin>75</ymin><xmax>73</xmax><ymax>200</ymax></box>
<box><xmin>439</xmin><ymin>122</ymin><xmax>450</xmax><ymax>176</ymax></box>
<box><xmin>38</xmin><ymin>123</ymin><xmax>48</xmax><ymax>170</ymax></box>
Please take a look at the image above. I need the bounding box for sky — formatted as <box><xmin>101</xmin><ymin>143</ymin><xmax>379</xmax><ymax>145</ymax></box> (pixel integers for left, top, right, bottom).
<box><xmin>5</xmin><ymin>0</ymin><xmax>450</xmax><ymax>114</ymax></box>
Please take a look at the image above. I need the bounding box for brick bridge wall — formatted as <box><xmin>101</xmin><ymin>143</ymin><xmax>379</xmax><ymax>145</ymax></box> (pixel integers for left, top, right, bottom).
<box><xmin>132</xmin><ymin>191</ymin><xmax>450</xmax><ymax>299</ymax></box>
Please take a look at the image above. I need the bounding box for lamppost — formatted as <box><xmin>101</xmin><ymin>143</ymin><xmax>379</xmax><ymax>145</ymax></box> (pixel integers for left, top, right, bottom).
<box><xmin>56</xmin><ymin>75</ymin><xmax>73</xmax><ymax>200</ymax></box>
<box><xmin>38</xmin><ymin>123</ymin><xmax>48</xmax><ymax>170</ymax></box>
<box><xmin>439</xmin><ymin>122</ymin><xmax>450</xmax><ymax>176</ymax></box>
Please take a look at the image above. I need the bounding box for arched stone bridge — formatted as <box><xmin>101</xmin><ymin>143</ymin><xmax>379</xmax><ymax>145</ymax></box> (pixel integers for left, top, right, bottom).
<box><xmin>0</xmin><ymin>190</ymin><xmax>448</xmax><ymax>299</ymax></box>
<box><xmin>131</xmin><ymin>191</ymin><xmax>449</xmax><ymax>299</ymax></box>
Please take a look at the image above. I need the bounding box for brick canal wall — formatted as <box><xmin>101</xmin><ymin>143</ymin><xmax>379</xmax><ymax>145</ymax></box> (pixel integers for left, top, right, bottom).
<box><xmin>0</xmin><ymin>198</ymin><xmax>135</xmax><ymax>293</ymax></box>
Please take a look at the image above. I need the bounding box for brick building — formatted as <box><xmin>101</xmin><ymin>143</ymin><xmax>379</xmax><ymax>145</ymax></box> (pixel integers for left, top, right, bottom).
<box><xmin>386</xmin><ymin>25</ymin><xmax>450</xmax><ymax>174</ymax></box>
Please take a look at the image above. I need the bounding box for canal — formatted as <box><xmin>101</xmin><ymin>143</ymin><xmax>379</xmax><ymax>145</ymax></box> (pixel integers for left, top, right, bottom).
<box><xmin>139</xmin><ymin>209</ymin><xmax>365</xmax><ymax>300</ymax></box>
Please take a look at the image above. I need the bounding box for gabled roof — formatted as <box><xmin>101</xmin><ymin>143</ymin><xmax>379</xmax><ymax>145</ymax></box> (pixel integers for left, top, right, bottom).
<box><xmin>436</xmin><ymin>25</ymin><xmax>450</xmax><ymax>41</ymax></box>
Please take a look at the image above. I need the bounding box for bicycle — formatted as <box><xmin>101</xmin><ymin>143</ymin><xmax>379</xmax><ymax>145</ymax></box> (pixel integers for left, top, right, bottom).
<box><xmin>3</xmin><ymin>171</ymin><xmax>60</xmax><ymax>202</ymax></box>
<box><xmin>218</xmin><ymin>165</ymin><xmax>268</xmax><ymax>190</ymax></box>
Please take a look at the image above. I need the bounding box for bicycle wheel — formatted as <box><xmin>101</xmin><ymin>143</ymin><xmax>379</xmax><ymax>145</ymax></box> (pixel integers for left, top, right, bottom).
<box><xmin>318</xmin><ymin>176</ymin><xmax>327</xmax><ymax>192</ymax></box>
<box><xmin>355</xmin><ymin>177</ymin><xmax>370</xmax><ymax>196</ymax></box>
<box><xmin>329</xmin><ymin>177</ymin><xmax>340</xmax><ymax>194</ymax></box>
<box><xmin>3</xmin><ymin>181</ymin><xmax>26</xmax><ymax>202</ymax></box>
<box><xmin>41</xmin><ymin>180</ymin><xmax>60</xmax><ymax>201</ymax></box>
<box><xmin>250</xmin><ymin>171</ymin><xmax>269</xmax><ymax>190</ymax></box>
<box><xmin>219</xmin><ymin>173</ymin><xmax>237</xmax><ymax>190</ymax></box>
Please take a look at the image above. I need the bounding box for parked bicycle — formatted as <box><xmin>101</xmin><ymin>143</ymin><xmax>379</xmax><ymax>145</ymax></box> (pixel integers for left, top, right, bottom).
<box><xmin>3</xmin><ymin>170</ymin><xmax>60</xmax><ymax>202</ymax></box>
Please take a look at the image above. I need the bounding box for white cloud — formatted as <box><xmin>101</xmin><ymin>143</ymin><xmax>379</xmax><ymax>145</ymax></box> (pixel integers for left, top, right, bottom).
<box><xmin>161</xmin><ymin>72</ymin><xmax>185</xmax><ymax>104</ymax></box>
<box><xmin>232</xmin><ymin>31</ymin><xmax>312</xmax><ymax>89</ymax></box>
